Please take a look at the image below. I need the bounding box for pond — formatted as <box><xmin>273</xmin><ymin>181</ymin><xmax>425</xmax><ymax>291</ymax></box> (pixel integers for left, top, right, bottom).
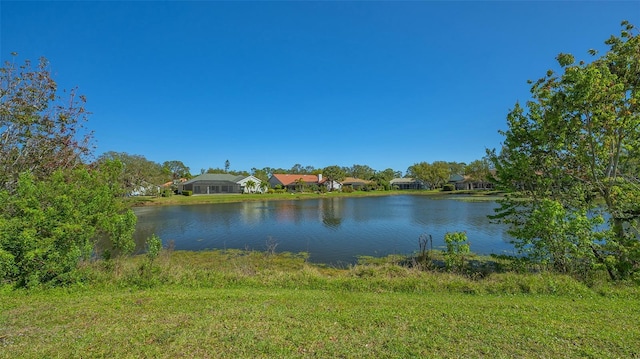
<box><xmin>132</xmin><ymin>195</ymin><xmax>516</xmax><ymax>265</ymax></box>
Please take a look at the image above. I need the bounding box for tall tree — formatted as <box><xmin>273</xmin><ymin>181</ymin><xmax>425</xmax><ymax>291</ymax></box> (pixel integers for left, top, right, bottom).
<box><xmin>251</xmin><ymin>168</ymin><xmax>270</xmax><ymax>183</ymax></box>
<box><xmin>322</xmin><ymin>165</ymin><xmax>346</xmax><ymax>192</ymax></box>
<box><xmin>162</xmin><ymin>160</ymin><xmax>190</xmax><ymax>180</ymax></box>
<box><xmin>290</xmin><ymin>164</ymin><xmax>306</xmax><ymax>174</ymax></box>
<box><xmin>348</xmin><ymin>164</ymin><xmax>376</xmax><ymax>180</ymax></box>
<box><xmin>465</xmin><ymin>158</ymin><xmax>492</xmax><ymax>189</ymax></box>
<box><xmin>0</xmin><ymin>56</ymin><xmax>93</xmax><ymax>192</ymax></box>
<box><xmin>377</xmin><ymin>168</ymin><xmax>401</xmax><ymax>181</ymax></box>
<box><xmin>96</xmin><ymin>152</ymin><xmax>165</xmax><ymax>195</ymax></box>
<box><xmin>224</xmin><ymin>159</ymin><xmax>230</xmax><ymax>173</ymax></box>
<box><xmin>407</xmin><ymin>161</ymin><xmax>449</xmax><ymax>189</ymax></box>
<box><xmin>448</xmin><ymin>162</ymin><xmax>467</xmax><ymax>176</ymax></box>
<box><xmin>488</xmin><ymin>21</ymin><xmax>640</xmax><ymax>280</ymax></box>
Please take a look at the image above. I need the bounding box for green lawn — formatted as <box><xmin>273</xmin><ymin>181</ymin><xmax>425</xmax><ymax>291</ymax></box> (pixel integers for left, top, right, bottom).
<box><xmin>128</xmin><ymin>189</ymin><xmax>503</xmax><ymax>207</ymax></box>
<box><xmin>1</xmin><ymin>250</ymin><xmax>638</xmax><ymax>358</ymax></box>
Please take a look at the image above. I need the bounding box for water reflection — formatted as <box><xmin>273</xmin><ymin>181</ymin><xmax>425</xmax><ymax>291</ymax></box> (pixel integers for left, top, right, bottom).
<box><xmin>320</xmin><ymin>197</ymin><xmax>343</xmax><ymax>228</ymax></box>
<box><xmin>133</xmin><ymin>195</ymin><xmax>515</xmax><ymax>264</ymax></box>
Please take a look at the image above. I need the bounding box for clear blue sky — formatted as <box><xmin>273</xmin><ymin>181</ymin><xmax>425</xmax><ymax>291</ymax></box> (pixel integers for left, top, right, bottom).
<box><xmin>2</xmin><ymin>1</ymin><xmax>638</xmax><ymax>175</ymax></box>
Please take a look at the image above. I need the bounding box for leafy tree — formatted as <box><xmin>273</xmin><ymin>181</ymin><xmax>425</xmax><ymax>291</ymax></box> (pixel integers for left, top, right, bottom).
<box><xmin>488</xmin><ymin>21</ymin><xmax>640</xmax><ymax>280</ymax></box>
<box><xmin>224</xmin><ymin>159</ymin><xmax>230</xmax><ymax>173</ymax></box>
<box><xmin>304</xmin><ymin>165</ymin><xmax>317</xmax><ymax>174</ymax></box>
<box><xmin>162</xmin><ymin>160</ymin><xmax>190</xmax><ymax>180</ymax></box>
<box><xmin>322</xmin><ymin>165</ymin><xmax>346</xmax><ymax>192</ymax></box>
<box><xmin>380</xmin><ymin>168</ymin><xmax>402</xmax><ymax>181</ymax></box>
<box><xmin>0</xmin><ymin>55</ymin><xmax>93</xmax><ymax>193</ymax></box>
<box><xmin>465</xmin><ymin>158</ymin><xmax>492</xmax><ymax>189</ymax></box>
<box><xmin>369</xmin><ymin>168</ymin><xmax>400</xmax><ymax>190</ymax></box>
<box><xmin>96</xmin><ymin>152</ymin><xmax>165</xmax><ymax>196</ymax></box>
<box><xmin>407</xmin><ymin>161</ymin><xmax>450</xmax><ymax>189</ymax></box>
<box><xmin>448</xmin><ymin>162</ymin><xmax>467</xmax><ymax>176</ymax></box>
<box><xmin>348</xmin><ymin>164</ymin><xmax>376</xmax><ymax>180</ymax></box>
<box><xmin>0</xmin><ymin>56</ymin><xmax>138</xmax><ymax>287</ymax></box>
<box><xmin>0</xmin><ymin>163</ymin><xmax>136</xmax><ymax>287</ymax></box>
<box><xmin>250</xmin><ymin>168</ymin><xmax>270</xmax><ymax>183</ymax></box>
<box><xmin>290</xmin><ymin>164</ymin><xmax>306</xmax><ymax>174</ymax></box>
<box><xmin>205</xmin><ymin>167</ymin><xmax>249</xmax><ymax>176</ymax></box>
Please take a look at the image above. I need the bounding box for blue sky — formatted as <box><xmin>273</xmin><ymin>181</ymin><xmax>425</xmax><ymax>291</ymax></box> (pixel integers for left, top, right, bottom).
<box><xmin>2</xmin><ymin>1</ymin><xmax>638</xmax><ymax>175</ymax></box>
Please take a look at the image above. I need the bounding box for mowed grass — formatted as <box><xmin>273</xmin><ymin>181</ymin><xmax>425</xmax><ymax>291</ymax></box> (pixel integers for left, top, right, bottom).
<box><xmin>1</xmin><ymin>250</ymin><xmax>639</xmax><ymax>358</ymax></box>
<box><xmin>127</xmin><ymin>189</ymin><xmax>503</xmax><ymax>207</ymax></box>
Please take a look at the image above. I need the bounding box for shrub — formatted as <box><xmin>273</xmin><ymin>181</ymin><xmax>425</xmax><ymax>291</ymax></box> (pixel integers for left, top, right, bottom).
<box><xmin>161</xmin><ymin>189</ymin><xmax>172</xmax><ymax>197</ymax></box>
<box><xmin>444</xmin><ymin>232</ymin><xmax>470</xmax><ymax>272</ymax></box>
<box><xmin>0</xmin><ymin>166</ymin><xmax>136</xmax><ymax>288</ymax></box>
<box><xmin>442</xmin><ymin>184</ymin><xmax>455</xmax><ymax>191</ymax></box>
<box><xmin>182</xmin><ymin>190</ymin><xmax>193</xmax><ymax>196</ymax></box>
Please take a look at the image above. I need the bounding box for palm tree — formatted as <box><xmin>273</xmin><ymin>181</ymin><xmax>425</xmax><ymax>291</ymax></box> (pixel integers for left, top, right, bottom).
<box><xmin>245</xmin><ymin>179</ymin><xmax>256</xmax><ymax>194</ymax></box>
<box><xmin>294</xmin><ymin>177</ymin><xmax>306</xmax><ymax>192</ymax></box>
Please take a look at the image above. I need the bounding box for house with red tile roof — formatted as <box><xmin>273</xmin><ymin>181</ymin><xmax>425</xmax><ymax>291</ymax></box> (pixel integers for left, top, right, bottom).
<box><xmin>268</xmin><ymin>173</ymin><xmax>342</xmax><ymax>192</ymax></box>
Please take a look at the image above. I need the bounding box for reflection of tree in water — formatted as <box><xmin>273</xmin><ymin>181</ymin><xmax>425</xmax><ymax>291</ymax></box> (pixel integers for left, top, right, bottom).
<box><xmin>321</xmin><ymin>198</ymin><xmax>343</xmax><ymax>228</ymax></box>
<box><xmin>323</xmin><ymin>216</ymin><xmax>342</xmax><ymax>228</ymax></box>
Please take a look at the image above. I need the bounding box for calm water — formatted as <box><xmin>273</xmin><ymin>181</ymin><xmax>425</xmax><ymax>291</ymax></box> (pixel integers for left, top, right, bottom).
<box><xmin>133</xmin><ymin>195</ymin><xmax>515</xmax><ymax>265</ymax></box>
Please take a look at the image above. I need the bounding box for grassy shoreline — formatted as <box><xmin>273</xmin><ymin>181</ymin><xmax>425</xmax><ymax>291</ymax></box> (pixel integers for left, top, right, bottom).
<box><xmin>1</xmin><ymin>250</ymin><xmax>639</xmax><ymax>358</ymax></box>
<box><xmin>5</xmin><ymin>192</ymin><xmax>636</xmax><ymax>358</ymax></box>
<box><xmin>128</xmin><ymin>189</ymin><xmax>504</xmax><ymax>207</ymax></box>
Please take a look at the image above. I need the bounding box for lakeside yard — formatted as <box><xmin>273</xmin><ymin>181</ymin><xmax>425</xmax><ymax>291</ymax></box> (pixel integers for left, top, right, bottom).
<box><xmin>128</xmin><ymin>189</ymin><xmax>504</xmax><ymax>207</ymax></box>
<box><xmin>1</xmin><ymin>250</ymin><xmax>638</xmax><ymax>358</ymax></box>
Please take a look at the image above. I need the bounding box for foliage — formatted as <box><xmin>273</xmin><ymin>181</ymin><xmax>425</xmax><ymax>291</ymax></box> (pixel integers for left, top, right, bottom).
<box><xmin>0</xmin><ymin>164</ymin><xmax>136</xmax><ymax>287</ymax></box>
<box><xmin>244</xmin><ymin>179</ymin><xmax>256</xmax><ymax>193</ymax></box>
<box><xmin>95</xmin><ymin>151</ymin><xmax>165</xmax><ymax>196</ymax></box>
<box><xmin>322</xmin><ymin>165</ymin><xmax>346</xmax><ymax>191</ymax></box>
<box><xmin>488</xmin><ymin>21</ymin><xmax>640</xmax><ymax>281</ymax></box>
<box><xmin>145</xmin><ymin>234</ymin><xmax>162</xmax><ymax>262</ymax></box>
<box><xmin>345</xmin><ymin>164</ymin><xmax>376</xmax><ymax>180</ymax></box>
<box><xmin>0</xmin><ymin>55</ymin><xmax>93</xmax><ymax>193</ymax></box>
<box><xmin>204</xmin><ymin>167</ymin><xmax>249</xmax><ymax>176</ymax></box>
<box><xmin>465</xmin><ymin>158</ymin><xmax>493</xmax><ymax>189</ymax></box>
<box><xmin>294</xmin><ymin>177</ymin><xmax>306</xmax><ymax>192</ymax></box>
<box><xmin>444</xmin><ymin>232</ymin><xmax>470</xmax><ymax>272</ymax></box>
<box><xmin>182</xmin><ymin>190</ymin><xmax>192</xmax><ymax>196</ymax></box>
<box><xmin>447</xmin><ymin>161</ymin><xmax>467</xmax><ymax>176</ymax></box>
<box><xmin>407</xmin><ymin>161</ymin><xmax>450</xmax><ymax>189</ymax></box>
<box><xmin>162</xmin><ymin>160</ymin><xmax>190</xmax><ymax>180</ymax></box>
<box><xmin>442</xmin><ymin>184</ymin><xmax>455</xmax><ymax>191</ymax></box>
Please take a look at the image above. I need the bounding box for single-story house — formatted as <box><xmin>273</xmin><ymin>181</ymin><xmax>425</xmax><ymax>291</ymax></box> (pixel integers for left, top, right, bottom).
<box><xmin>390</xmin><ymin>178</ymin><xmax>426</xmax><ymax>190</ymax></box>
<box><xmin>236</xmin><ymin>175</ymin><xmax>265</xmax><ymax>193</ymax></box>
<box><xmin>268</xmin><ymin>174</ymin><xmax>341</xmax><ymax>191</ymax></box>
<box><xmin>178</xmin><ymin>174</ymin><xmax>264</xmax><ymax>194</ymax></box>
<box><xmin>340</xmin><ymin>177</ymin><xmax>375</xmax><ymax>190</ymax></box>
<box><xmin>449</xmin><ymin>173</ymin><xmax>495</xmax><ymax>190</ymax></box>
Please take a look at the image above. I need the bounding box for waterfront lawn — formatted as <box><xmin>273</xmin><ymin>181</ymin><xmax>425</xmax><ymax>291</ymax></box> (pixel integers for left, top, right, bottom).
<box><xmin>128</xmin><ymin>189</ymin><xmax>502</xmax><ymax>207</ymax></box>
<box><xmin>1</xmin><ymin>250</ymin><xmax>638</xmax><ymax>358</ymax></box>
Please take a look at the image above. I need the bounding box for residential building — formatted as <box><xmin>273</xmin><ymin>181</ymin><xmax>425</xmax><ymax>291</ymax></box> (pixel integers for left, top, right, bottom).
<box><xmin>178</xmin><ymin>174</ymin><xmax>263</xmax><ymax>194</ymax></box>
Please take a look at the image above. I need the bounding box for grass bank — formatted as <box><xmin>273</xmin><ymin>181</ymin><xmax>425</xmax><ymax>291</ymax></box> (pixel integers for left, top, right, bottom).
<box><xmin>128</xmin><ymin>189</ymin><xmax>504</xmax><ymax>207</ymax></box>
<box><xmin>1</xmin><ymin>250</ymin><xmax>638</xmax><ymax>358</ymax></box>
